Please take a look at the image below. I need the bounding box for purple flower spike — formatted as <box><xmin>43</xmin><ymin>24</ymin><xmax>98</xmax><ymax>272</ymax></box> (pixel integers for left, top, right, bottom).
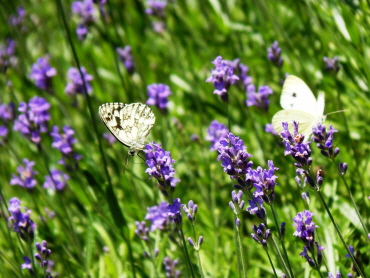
<box><xmin>72</xmin><ymin>0</ymin><xmax>96</xmax><ymax>40</ymax></box>
<box><xmin>21</xmin><ymin>256</ymin><xmax>34</xmax><ymax>275</ymax></box>
<box><xmin>312</xmin><ymin>123</ymin><xmax>339</xmax><ymax>159</ymax></box>
<box><xmin>8</xmin><ymin>6</ymin><xmax>26</xmax><ymax>28</ymax></box>
<box><xmin>0</xmin><ymin>39</ymin><xmax>16</xmax><ymax>73</ymax></box>
<box><xmin>251</xmin><ymin>223</ymin><xmax>271</xmax><ymax>248</ymax></box>
<box><xmin>293</xmin><ymin>210</ymin><xmax>319</xmax><ymax>250</ymax></box>
<box><xmin>163</xmin><ymin>257</ymin><xmax>181</xmax><ymax>278</ymax></box>
<box><xmin>135</xmin><ymin>221</ymin><xmax>149</xmax><ymax>241</ymax></box>
<box><xmin>206</xmin><ymin>120</ymin><xmax>229</xmax><ymax>151</ymax></box>
<box><xmin>267</xmin><ymin>41</ymin><xmax>283</xmax><ymax>68</ymax></box>
<box><xmin>265</xmin><ymin>123</ymin><xmax>278</xmax><ymax>136</ymax></box>
<box><xmin>65</xmin><ymin>67</ymin><xmax>93</xmax><ymax>96</ymax></box>
<box><xmin>246</xmin><ymin>84</ymin><xmax>273</xmax><ymax>111</ymax></box>
<box><xmin>30</xmin><ymin>57</ymin><xmax>57</xmax><ymax>92</ymax></box>
<box><xmin>216</xmin><ymin>132</ymin><xmax>253</xmax><ymax>183</ymax></box>
<box><xmin>43</xmin><ymin>169</ymin><xmax>70</xmax><ymax>191</ymax></box>
<box><xmin>225</xmin><ymin>59</ymin><xmax>253</xmax><ymax>90</ymax></box>
<box><xmin>250</xmin><ymin>160</ymin><xmax>279</xmax><ymax>204</ymax></box>
<box><xmin>50</xmin><ymin>125</ymin><xmax>81</xmax><ymax>170</ymax></box>
<box><xmin>117</xmin><ymin>46</ymin><xmax>135</xmax><ymax>74</ymax></box>
<box><xmin>103</xmin><ymin>132</ymin><xmax>117</xmax><ymax>145</ymax></box>
<box><xmin>168</xmin><ymin>198</ymin><xmax>182</xmax><ymax>226</ymax></box>
<box><xmin>144</xmin><ymin>141</ymin><xmax>179</xmax><ymax>189</ymax></box>
<box><xmin>146</xmin><ymin>83</ymin><xmax>172</xmax><ymax>111</ymax></box>
<box><xmin>146</xmin><ymin>1</ymin><xmax>167</xmax><ymax>33</ymax></box>
<box><xmin>13</xmin><ymin>96</ymin><xmax>51</xmax><ymax>144</ymax></box>
<box><xmin>35</xmin><ymin>240</ymin><xmax>52</xmax><ymax>271</ymax></box>
<box><xmin>323</xmin><ymin>56</ymin><xmax>340</xmax><ymax>74</ymax></box>
<box><xmin>10</xmin><ymin>158</ymin><xmax>37</xmax><ymax>190</ymax></box>
<box><xmin>8</xmin><ymin>197</ymin><xmax>36</xmax><ymax>242</ymax></box>
<box><xmin>145</xmin><ymin>201</ymin><xmax>170</xmax><ymax>231</ymax></box>
<box><xmin>206</xmin><ymin>56</ymin><xmax>240</xmax><ymax>101</ymax></box>
<box><xmin>247</xmin><ymin>197</ymin><xmax>266</xmax><ymax>221</ymax></box>
<box><xmin>183</xmin><ymin>200</ymin><xmax>198</xmax><ymax>223</ymax></box>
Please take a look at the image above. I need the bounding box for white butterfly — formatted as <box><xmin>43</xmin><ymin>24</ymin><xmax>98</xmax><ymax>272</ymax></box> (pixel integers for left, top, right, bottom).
<box><xmin>99</xmin><ymin>103</ymin><xmax>155</xmax><ymax>155</ymax></box>
<box><xmin>272</xmin><ymin>75</ymin><xmax>325</xmax><ymax>140</ymax></box>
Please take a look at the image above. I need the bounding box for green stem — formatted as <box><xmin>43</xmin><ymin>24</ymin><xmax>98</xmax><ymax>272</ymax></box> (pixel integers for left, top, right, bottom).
<box><xmin>332</xmin><ymin>158</ymin><xmax>369</xmax><ymax>239</ymax></box>
<box><xmin>265</xmin><ymin>249</ymin><xmax>278</xmax><ymax>278</ymax></box>
<box><xmin>190</xmin><ymin>224</ymin><xmax>204</xmax><ymax>278</ymax></box>
<box><xmin>316</xmin><ymin>190</ymin><xmax>366</xmax><ymax>277</ymax></box>
<box><xmin>165</xmin><ymin>190</ymin><xmax>195</xmax><ymax>278</ymax></box>
<box><xmin>235</xmin><ymin>222</ymin><xmax>247</xmax><ymax>278</ymax></box>
<box><xmin>270</xmin><ymin>235</ymin><xmax>291</xmax><ymax>278</ymax></box>
<box><xmin>270</xmin><ymin>204</ymin><xmax>295</xmax><ymax>278</ymax></box>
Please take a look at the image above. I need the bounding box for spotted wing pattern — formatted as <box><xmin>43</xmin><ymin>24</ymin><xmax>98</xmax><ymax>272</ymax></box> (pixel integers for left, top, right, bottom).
<box><xmin>99</xmin><ymin>103</ymin><xmax>155</xmax><ymax>155</ymax></box>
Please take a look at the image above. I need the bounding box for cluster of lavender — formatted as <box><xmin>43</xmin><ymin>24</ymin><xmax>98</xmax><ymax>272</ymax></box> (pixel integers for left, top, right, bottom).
<box><xmin>116</xmin><ymin>46</ymin><xmax>135</xmax><ymax>74</ymax></box>
<box><xmin>0</xmin><ymin>38</ymin><xmax>16</xmax><ymax>73</ymax></box>
<box><xmin>206</xmin><ymin>56</ymin><xmax>239</xmax><ymax>102</ymax></box>
<box><xmin>0</xmin><ymin>102</ymin><xmax>15</xmax><ymax>144</ymax></box>
<box><xmin>30</xmin><ymin>57</ymin><xmax>57</xmax><ymax>93</ymax></box>
<box><xmin>145</xmin><ymin>0</ymin><xmax>168</xmax><ymax>33</ymax></box>
<box><xmin>293</xmin><ymin>211</ymin><xmax>324</xmax><ymax>271</ymax></box>
<box><xmin>146</xmin><ymin>83</ymin><xmax>172</xmax><ymax>113</ymax></box>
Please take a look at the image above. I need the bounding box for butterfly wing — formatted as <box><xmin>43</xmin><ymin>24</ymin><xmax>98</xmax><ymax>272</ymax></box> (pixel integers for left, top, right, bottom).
<box><xmin>272</xmin><ymin>109</ymin><xmax>317</xmax><ymax>139</ymax></box>
<box><xmin>98</xmin><ymin>103</ymin><xmax>155</xmax><ymax>152</ymax></box>
<box><xmin>280</xmin><ymin>75</ymin><xmax>318</xmax><ymax>115</ymax></box>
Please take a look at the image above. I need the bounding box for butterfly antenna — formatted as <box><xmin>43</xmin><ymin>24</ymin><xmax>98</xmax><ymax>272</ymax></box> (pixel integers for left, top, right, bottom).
<box><xmin>137</xmin><ymin>152</ymin><xmax>146</xmax><ymax>162</ymax></box>
<box><xmin>122</xmin><ymin>153</ymin><xmax>130</xmax><ymax>174</ymax></box>
<box><xmin>326</xmin><ymin>110</ymin><xmax>347</xmax><ymax>116</ymax></box>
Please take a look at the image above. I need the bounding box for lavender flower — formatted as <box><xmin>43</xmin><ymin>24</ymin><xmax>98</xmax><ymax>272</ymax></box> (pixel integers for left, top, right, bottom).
<box><xmin>206</xmin><ymin>56</ymin><xmax>239</xmax><ymax>101</ymax></box>
<box><xmin>145</xmin><ymin>201</ymin><xmax>170</xmax><ymax>231</ymax></box>
<box><xmin>247</xmin><ymin>197</ymin><xmax>266</xmax><ymax>221</ymax></box>
<box><xmin>30</xmin><ymin>57</ymin><xmax>57</xmax><ymax>92</ymax></box>
<box><xmin>226</xmin><ymin>59</ymin><xmax>253</xmax><ymax>90</ymax></box>
<box><xmin>251</xmin><ymin>223</ymin><xmax>271</xmax><ymax>248</ymax></box>
<box><xmin>229</xmin><ymin>190</ymin><xmax>245</xmax><ymax>214</ymax></box>
<box><xmin>293</xmin><ymin>210</ymin><xmax>319</xmax><ymax>250</ymax></box>
<box><xmin>146</xmin><ymin>1</ymin><xmax>167</xmax><ymax>33</ymax></box>
<box><xmin>135</xmin><ymin>221</ymin><xmax>149</xmax><ymax>241</ymax></box>
<box><xmin>312</xmin><ymin>123</ymin><xmax>339</xmax><ymax>159</ymax></box>
<box><xmin>146</xmin><ymin>83</ymin><xmax>172</xmax><ymax>111</ymax></box>
<box><xmin>65</xmin><ymin>67</ymin><xmax>93</xmax><ymax>96</ymax></box>
<box><xmin>21</xmin><ymin>256</ymin><xmax>34</xmax><ymax>275</ymax></box>
<box><xmin>144</xmin><ymin>141</ymin><xmax>179</xmax><ymax>189</ymax></box>
<box><xmin>250</xmin><ymin>160</ymin><xmax>279</xmax><ymax>204</ymax></box>
<box><xmin>246</xmin><ymin>84</ymin><xmax>273</xmax><ymax>111</ymax></box>
<box><xmin>338</xmin><ymin>162</ymin><xmax>347</xmax><ymax>176</ymax></box>
<box><xmin>13</xmin><ymin>96</ymin><xmax>51</xmax><ymax>144</ymax></box>
<box><xmin>8</xmin><ymin>197</ymin><xmax>36</xmax><ymax>242</ymax></box>
<box><xmin>0</xmin><ymin>38</ymin><xmax>16</xmax><ymax>73</ymax></box>
<box><xmin>323</xmin><ymin>56</ymin><xmax>340</xmax><ymax>74</ymax></box>
<box><xmin>265</xmin><ymin>123</ymin><xmax>278</xmax><ymax>136</ymax></box>
<box><xmin>8</xmin><ymin>6</ymin><xmax>26</xmax><ymax>28</ymax></box>
<box><xmin>267</xmin><ymin>41</ymin><xmax>283</xmax><ymax>68</ymax></box>
<box><xmin>72</xmin><ymin>0</ymin><xmax>96</xmax><ymax>40</ymax></box>
<box><xmin>163</xmin><ymin>257</ymin><xmax>181</xmax><ymax>278</ymax></box>
<box><xmin>0</xmin><ymin>126</ymin><xmax>8</xmax><ymax>145</ymax></box>
<box><xmin>35</xmin><ymin>241</ymin><xmax>52</xmax><ymax>273</ymax></box>
<box><xmin>168</xmin><ymin>198</ymin><xmax>182</xmax><ymax>226</ymax></box>
<box><xmin>328</xmin><ymin>271</ymin><xmax>342</xmax><ymax>278</ymax></box>
<box><xmin>103</xmin><ymin>132</ymin><xmax>117</xmax><ymax>145</ymax></box>
<box><xmin>117</xmin><ymin>46</ymin><xmax>135</xmax><ymax>74</ymax></box>
<box><xmin>50</xmin><ymin>125</ymin><xmax>81</xmax><ymax>170</ymax></box>
<box><xmin>280</xmin><ymin>122</ymin><xmax>312</xmax><ymax>169</ymax></box>
<box><xmin>216</xmin><ymin>132</ymin><xmax>253</xmax><ymax>186</ymax></box>
<box><xmin>206</xmin><ymin>120</ymin><xmax>229</xmax><ymax>151</ymax></box>
<box><xmin>0</xmin><ymin>102</ymin><xmax>15</xmax><ymax>121</ymax></box>
<box><xmin>43</xmin><ymin>169</ymin><xmax>70</xmax><ymax>191</ymax></box>
<box><xmin>182</xmin><ymin>200</ymin><xmax>198</xmax><ymax>223</ymax></box>
<box><xmin>10</xmin><ymin>159</ymin><xmax>37</xmax><ymax>190</ymax></box>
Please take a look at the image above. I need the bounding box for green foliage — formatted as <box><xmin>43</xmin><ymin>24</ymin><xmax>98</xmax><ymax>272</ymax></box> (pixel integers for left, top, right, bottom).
<box><xmin>0</xmin><ymin>0</ymin><xmax>369</xmax><ymax>277</ymax></box>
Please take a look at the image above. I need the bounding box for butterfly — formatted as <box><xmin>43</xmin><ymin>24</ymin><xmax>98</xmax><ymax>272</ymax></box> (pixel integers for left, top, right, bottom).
<box><xmin>99</xmin><ymin>103</ymin><xmax>155</xmax><ymax>156</ymax></box>
<box><xmin>272</xmin><ymin>75</ymin><xmax>325</xmax><ymax>140</ymax></box>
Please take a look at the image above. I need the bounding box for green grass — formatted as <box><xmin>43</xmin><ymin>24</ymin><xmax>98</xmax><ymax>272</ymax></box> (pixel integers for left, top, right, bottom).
<box><xmin>0</xmin><ymin>0</ymin><xmax>369</xmax><ymax>277</ymax></box>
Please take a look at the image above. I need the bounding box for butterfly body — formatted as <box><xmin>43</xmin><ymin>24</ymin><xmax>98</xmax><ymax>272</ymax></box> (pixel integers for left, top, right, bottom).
<box><xmin>272</xmin><ymin>75</ymin><xmax>325</xmax><ymax>140</ymax></box>
<box><xmin>99</xmin><ymin>103</ymin><xmax>155</xmax><ymax>155</ymax></box>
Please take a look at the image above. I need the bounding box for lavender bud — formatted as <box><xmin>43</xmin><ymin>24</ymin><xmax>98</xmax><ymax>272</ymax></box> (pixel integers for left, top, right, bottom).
<box><xmin>280</xmin><ymin>222</ymin><xmax>286</xmax><ymax>239</ymax></box>
<box><xmin>338</xmin><ymin>162</ymin><xmax>347</xmax><ymax>176</ymax></box>
<box><xmin>143</xmin><ymin>251</ymin><xmax>150</xmax><ymax>258</ymax></box>
<box><xmin>235</xmin><ymin>218</ymin><xmax>241</xmax><ymax>227</ymax></box>
<box><xmin>188</xmin><ymin>237</ymin><xmax>195</xmax><ymax>246</ymax></box>
<box><xmin>301</xmin><ymin>192</ymin><xmax>310</xmax><ymax>205</ymax></box>
<box><xmin>154</xmin><ymin>249</ymin><xmax>159</xmax><ymax>257</ymax></box>
<box><xmin>239</xmin><ymin>200</ymin><xmax>245</xmax><ymax>210</ymax></box>
<box><xmin>198</xmin><ymin>236</ymin><xmax>203</xmax><ymax>246</ymax></box>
